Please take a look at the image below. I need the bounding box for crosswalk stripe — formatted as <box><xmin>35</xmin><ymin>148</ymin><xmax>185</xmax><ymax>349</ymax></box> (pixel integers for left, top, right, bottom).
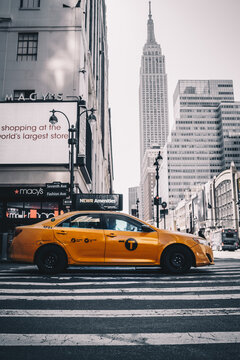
<box><xmin>0</xmin><ymin>277</ymin><xmax>240</xmax><ymax>286</ymax></box>
<box><xmin>1</xmin><ymin>293</ymin><xmax>240</xmax><ymax>300</ymax></box>
<box><xmin>0</xmin><ymin>332</ymin><xmax>240</xmax><ymax>346</ymax></box>
<box><xmin>0</xmin><ymin>273</ymin><xmax>240</xmax><ymax>280</ymax></box>
<box><xmin>1</xmin><ymin>285</ymin><xmax>240</xmax><ymax>294</ymax></box>
<box><xmin>0</xmin><ymin>308</ymin><xmax>239</xmax><ymax>317</ymax></box>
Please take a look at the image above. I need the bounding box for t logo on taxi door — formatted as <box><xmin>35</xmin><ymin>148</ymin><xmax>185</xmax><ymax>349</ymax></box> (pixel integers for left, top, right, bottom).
<box><xmin>125</xmin><ymin>238</ymin><xmax>138</xmax><ymax>251</ymax></box>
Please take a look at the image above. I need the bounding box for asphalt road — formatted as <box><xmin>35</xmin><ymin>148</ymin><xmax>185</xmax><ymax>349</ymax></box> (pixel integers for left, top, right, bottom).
<box><xmin>0</xmin><ymin>256</ymin><xmax>240</xmax><ymax>360</ymax></box>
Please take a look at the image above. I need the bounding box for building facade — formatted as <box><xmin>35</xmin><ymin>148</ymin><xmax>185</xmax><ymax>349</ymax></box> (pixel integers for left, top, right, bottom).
<box><xmin>139</xmin><ymin>2</ymin><xmax>169</xmax><ymax>222</ymax></box>
<box><xmin>0</xmin><ymin>0</ymin><xmax>113</xmax><ymax>230</ymax></box>
<box><xmin>160</xmin><ymin>80</ymin><xmax>240</xmax><ymax>210</ymax></box>
<box><xmin>128</xmin><ymin>186</ymin><xmax>140</xmax><ymax>217</ymax></box>
<box><xmin>172</xmin><ymin>163</ymin><xmax>240</xmax><ymax>239</ymax></box>
<box><xmin>141</xmin><ymin>146</ymin><xmax>161</xmax><ymax>223</ymax></box>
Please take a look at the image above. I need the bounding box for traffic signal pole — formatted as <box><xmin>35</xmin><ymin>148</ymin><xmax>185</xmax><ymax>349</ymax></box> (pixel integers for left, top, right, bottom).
<box><xmin>154</xmin><ymin>151</ymin><xmax>162</xmax><ymax>228</ymax></box>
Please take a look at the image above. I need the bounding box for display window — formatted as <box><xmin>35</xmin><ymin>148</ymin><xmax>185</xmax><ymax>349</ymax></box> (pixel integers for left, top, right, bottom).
<box><xmin>6</xmin><ymin>201</ymin><xmax>60</xmax><ymax>219</ymax></box>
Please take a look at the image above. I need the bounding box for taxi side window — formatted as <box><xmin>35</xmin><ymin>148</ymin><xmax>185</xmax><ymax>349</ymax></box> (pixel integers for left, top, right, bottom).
<box><xmin>57</xmin><ymin>214</ymin><xmax>102</xmax><ymax>229</ymax></box>
<box><xmin>104</xmin><ymin>215</ymin><xmax>143</xmax><ymax>232</ymax></box>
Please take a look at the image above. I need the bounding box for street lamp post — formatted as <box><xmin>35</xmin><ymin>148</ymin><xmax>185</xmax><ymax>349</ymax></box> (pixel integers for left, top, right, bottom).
<box><xmin>153</xmin><ymin>151</ymin><xmax>162</xmax><ymax>227</ymax></box>
<box><xmin>49</xmin><ymin>108</ymin><xmax>96</xmax><ymax>210</ymax></box>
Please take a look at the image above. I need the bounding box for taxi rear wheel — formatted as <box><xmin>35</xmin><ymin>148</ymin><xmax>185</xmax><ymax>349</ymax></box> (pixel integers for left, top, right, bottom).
<box><xmin>35</xmin><ymin>245</ymin><xmax>67</xmax><ymax>275</ymax></box>
<box><xmin>162</xmin><ymin>246</ymin><xmax>192</xmax><ymax>274</ymax></box>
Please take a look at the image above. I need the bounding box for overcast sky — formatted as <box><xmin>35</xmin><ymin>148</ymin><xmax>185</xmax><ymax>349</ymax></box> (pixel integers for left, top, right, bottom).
<box><xmin>105</xmin><ymin>0</ymin><xmax>240</xmax><ymax>212</ymax></box>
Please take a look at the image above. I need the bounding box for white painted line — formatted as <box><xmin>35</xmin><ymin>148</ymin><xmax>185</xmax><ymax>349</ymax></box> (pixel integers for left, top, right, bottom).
<box><xmin>0</xmin><ymin>276</ymin><xmax>240</xmax><ymax>286</ymax></box>
<box><xmin>0</xmin><ymin>332</ymin><xmax>240</xmax><ymax>346</ymax></box>
<box><xmin>0</xmin><ymin>308</ymin><xmax>239</xmax><ymax>318</ymax></box>
<box><xmin>0</xmin><ymin>273</ymin><xmax>240</xmax><ymax>280</ymax></box>
<box><xmin>0</xmin><ymin>293</ymin><xmax>240</xmax><ymax>300</ymax></box>
<box><xmin>1</xmin><ymin>285</ymin><xmax>240</xmax><ymax>294</ymax></box>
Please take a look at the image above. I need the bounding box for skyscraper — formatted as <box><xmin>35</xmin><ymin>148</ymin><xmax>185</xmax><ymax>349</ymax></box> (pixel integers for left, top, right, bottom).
<box><xmin>139</xmin><ymin>2</ymin><xmax>169</xmax><ymax>164</ymax></box>
<box><xmin>160</xmin><ymin>79</ymin><xmax>240</xmax><ymax>210</ymax></box>
<box><xmin>139</xmin><ymin>2</ymin><xmax>169</xmax><ymax>222</ymax></box>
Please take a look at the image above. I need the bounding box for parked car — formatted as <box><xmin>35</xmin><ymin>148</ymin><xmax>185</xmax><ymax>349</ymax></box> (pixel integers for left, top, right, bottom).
<box><xmin>10</xmin><ymin>211</ymin><xmax>214</xmax><ymax>274</ymax></box>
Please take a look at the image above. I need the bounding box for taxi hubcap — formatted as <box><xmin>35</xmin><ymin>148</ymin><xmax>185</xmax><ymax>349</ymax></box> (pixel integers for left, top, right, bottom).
<box><xmin>44</xmin><ymin>253</ymin><xmax>58</xmax><ymax>269</ymax></box>
<box><xmin>171</xmin><ymin>253</ymin><xmax>185</xmax><ymax>268</ymax></box>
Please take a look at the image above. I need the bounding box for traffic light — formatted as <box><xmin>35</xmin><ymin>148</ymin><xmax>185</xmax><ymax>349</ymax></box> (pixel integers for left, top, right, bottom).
<box><xmin>154</xmin><ymin>196</ymin><xmax>162</xmax><ymax>205</ymax></box>
<box><xmin>161</xmin><ymin>201</ymin><xmax>167</xmax><ymax>209</ymax></box>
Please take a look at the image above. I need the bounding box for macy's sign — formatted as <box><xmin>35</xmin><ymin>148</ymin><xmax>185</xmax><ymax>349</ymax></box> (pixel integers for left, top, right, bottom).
<box><xmin>14</xmin><ymin>188</ymin><xmax>44</xmax><ymax>196</ymax></box>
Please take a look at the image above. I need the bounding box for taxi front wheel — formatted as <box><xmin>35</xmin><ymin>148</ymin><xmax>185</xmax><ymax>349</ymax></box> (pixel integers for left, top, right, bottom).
<box><xmin>35</xmin><ymin>245</ymin><xmax>68</xmax><ymax>275</ymax></box>
<box><xmin>162</xmin><ymin>246</ymin><xmax>192</xmax><ymax>274</ymax></box>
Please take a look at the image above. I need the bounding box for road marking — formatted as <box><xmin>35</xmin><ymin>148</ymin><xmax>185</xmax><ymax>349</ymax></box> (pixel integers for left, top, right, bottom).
<box><xmin>0</xmin><ymin>293</ymin><xmax>240</xmax><ymax>300</ymax></box>
<box><xmin>0</xmin><ymin>273</ymin><xmax>240</xmax><ymax>280</ymax></box>
<box><xmin>0</xmin><ymin>308</ymin><xmax>239</xmax><ymax>317</ymax></box>
<box><xmin>1</xmin><ymin>285</ymin><xmax>240</xmax><ymax>294</ymax></box>
<box><xmin>0</xmin><ymin>332</ymin><xmax>240</xmax><ymax>346</ymax></box>
<box><xmin>0</xmin><ymin>276</ymin><xmax>240</xmax><ymax>286</ymax></box>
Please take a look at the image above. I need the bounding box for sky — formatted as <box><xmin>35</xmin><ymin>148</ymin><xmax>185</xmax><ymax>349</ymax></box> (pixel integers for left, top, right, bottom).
<box><xmin>105</xmin><ymin>0</ymin><xmax>240</xmax><ymax>212</ymax></box>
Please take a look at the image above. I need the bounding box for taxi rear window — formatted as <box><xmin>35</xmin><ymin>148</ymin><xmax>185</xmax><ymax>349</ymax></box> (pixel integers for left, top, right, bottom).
<box><xmin>57</xmin><ymin>214</ymin><xmax>102</xmax><ymax>229</ymax></box>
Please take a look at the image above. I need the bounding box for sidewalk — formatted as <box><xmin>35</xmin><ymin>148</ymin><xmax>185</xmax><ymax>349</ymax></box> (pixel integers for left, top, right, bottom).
<box><xmin>213</xmin><ymin>249</ymin><xmax>240</xmax><ymax>260</ymax></box>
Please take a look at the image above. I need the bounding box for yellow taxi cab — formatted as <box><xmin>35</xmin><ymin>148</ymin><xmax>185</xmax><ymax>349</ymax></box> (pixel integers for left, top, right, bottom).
<box><xmin>10</xmin><ymin>211</ymin><xmax>214</xmax><ymax>274</ymax></box>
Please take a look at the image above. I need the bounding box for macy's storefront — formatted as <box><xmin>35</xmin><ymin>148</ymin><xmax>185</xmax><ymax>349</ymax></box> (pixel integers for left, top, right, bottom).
<box><xmin>0</xmin><ymin>184</ymin><xmax>68</xmax><ymax>232</ymax></box>
<box><xmin>0</xmin><ymin>186</ymin><xmax>123</xmax><ymax>233</ymax></box>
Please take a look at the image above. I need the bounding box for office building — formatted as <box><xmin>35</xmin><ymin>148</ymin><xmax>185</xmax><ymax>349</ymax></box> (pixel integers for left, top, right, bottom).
<box><xmin>160</xmin><ymin>79</ymin><xmax>240</xmax><ymax>210</ymax></box>
<box><xmin>128</xmin><ymin>186</ymin><xmax>140</xmax><ymax>217</ymax></box>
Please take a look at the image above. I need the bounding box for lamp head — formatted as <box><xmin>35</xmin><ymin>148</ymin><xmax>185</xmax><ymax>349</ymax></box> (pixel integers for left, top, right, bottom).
<box><xmin>87</xmin><ymin>108</ymin><xmax>97</xmax><ymax>124</ymax></box>
<box><xmin>49</xmin><ymin>110</ymin><xmax>58</xmax><ymax>125</ymax></box>
<box><xmin>156</xmin><ymin>151</ymin><xmax>162</xmax><ymax>160</ymax></box>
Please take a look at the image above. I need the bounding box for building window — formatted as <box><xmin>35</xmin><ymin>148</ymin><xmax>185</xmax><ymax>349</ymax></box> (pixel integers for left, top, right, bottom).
<box><xmin>17</xmin><ymin>33</ymin><xmax>38</xmax><ymax>61</ymax></box>
<box><xmin>14</xmin><ymin>90</ymin><xmax>35</xmax><ymax>100</ymax></box>
<box><xmin>20</xmin><ymin>0</ymin><xmax>40</xmax><ymax>9</ymax></box>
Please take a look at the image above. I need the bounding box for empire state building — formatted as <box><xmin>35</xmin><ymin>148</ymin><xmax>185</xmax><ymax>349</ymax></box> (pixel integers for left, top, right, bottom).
<box><xmin>139</xmin><ymin>2</ymin><xmax>169</xmax><ymax>222</ymax></box>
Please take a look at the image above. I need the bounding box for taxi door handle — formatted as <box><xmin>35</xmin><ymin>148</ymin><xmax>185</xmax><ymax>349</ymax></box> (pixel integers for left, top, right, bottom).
<box><xmin>56</xmin><ymin>231</ymin><xmax>68</xmax><ymax>235</ymax></box>
<box><xmin>107</xmin><ymin>233</ymin><xmax>116</xmax><ymax>238</ymax></box>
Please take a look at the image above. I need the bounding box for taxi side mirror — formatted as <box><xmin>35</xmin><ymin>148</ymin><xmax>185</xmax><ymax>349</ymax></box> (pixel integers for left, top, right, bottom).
<box><xmin>141</xmin><ymin>225</ymin><xmax>154</xmax><ymax>233</ymax></box>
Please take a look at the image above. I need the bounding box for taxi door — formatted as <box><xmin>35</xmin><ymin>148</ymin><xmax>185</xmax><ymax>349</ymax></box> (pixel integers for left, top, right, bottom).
<box><xmin>103</xmin><ymin>214</ymin><xmax>159</xmax><ymax>264</ymax></box>
<box><xmin>53</xmin><ymin>213</ymin><xmax>105</xmax><ymax>263</ymax></box>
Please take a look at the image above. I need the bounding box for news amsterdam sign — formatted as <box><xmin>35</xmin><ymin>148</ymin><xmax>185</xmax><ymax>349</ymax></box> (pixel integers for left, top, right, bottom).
<box><xmin>75</xmin><ymin>194</ymin><xmax>123</xmax><ymax>211</ymax></box>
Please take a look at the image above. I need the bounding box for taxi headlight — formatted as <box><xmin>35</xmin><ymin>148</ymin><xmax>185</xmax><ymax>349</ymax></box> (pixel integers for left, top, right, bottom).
<box><xmin>193</xmin><ymin>237</ymin><xmax>210</xmax><ymax>246</ymax></box>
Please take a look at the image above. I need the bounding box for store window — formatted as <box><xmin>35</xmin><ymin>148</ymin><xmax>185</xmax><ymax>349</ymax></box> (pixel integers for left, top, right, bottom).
<box><xmin>6</xmin><ymin>202</ymin><xmax>59</xmax><ymax>219</ymax></box>
<box><xmin>17</xmin><ymin>33</ymin><xmax>38</xmax><ymax>61</ymax></box>
<box><xmin>20</xmin><ymin>0</ymin><xmax>40</xmax><ymax>9</ymax></box>
<box><xmin>0</xmin><ymin>202</ymin><xmax>3</xmax><ymax>219</ymax></box>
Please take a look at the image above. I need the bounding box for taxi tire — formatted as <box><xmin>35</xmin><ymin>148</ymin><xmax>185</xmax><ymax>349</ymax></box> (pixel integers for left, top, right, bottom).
<box><xmin>35</xmin><ymin>245</ymin><xmax>68</xmax><ymax>275</ymax></box>
<box><xmin>162</xmin><ymin>245</ymin><xmax>192</xmax><ymax>274</ymax></box>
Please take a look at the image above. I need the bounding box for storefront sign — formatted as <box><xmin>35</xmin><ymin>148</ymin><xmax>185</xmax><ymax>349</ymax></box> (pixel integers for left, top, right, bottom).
<box><xmin>4</xmin><ymin>93</ymin><xmax>84</xmax><ymax>102</ymax></box>
<box><xmin>0</xmin><ymin>185</ymin><xmax>68</xmax><ymax>199</ymax></box>
<box><xmin>75</xmin><ymin>194</ymin><xmax>123</xmax><ymax>211</ymax></box>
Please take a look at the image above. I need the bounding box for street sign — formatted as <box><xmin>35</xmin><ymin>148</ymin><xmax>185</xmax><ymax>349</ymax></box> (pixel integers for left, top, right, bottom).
<box><xmin>63</xmin><ymin>199</ymin><xmax>72</xmax><ymax>206</ymax></box>
<box><xmin>46</xmin><ymin>182</ymin><xmax>69</xmax><ymax>189</ymax></box>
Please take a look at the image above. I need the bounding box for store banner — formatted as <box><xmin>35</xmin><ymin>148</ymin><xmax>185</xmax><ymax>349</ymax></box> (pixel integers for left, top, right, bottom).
<box><xmin>0</xmin><ymin>101</ymin><xmax>77</xmax><ymax>164</ymax></box>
